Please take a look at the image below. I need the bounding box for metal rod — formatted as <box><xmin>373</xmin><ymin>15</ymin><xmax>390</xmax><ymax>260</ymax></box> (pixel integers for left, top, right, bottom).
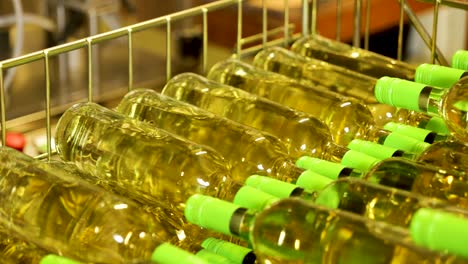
<box><xmin>336</xmin><ymin>0</ymin><xmax>342</xmax><ymax>41</ymax></box>
<box><xmin>202</xmin><ymin>8</ymin><xmax>208</xmax><ymax>74</ymax></box>
<box><xmin>87</xmin><ymin>38</ymin><xmax>93</xmax><ymax>102</ymax></box>
<box><xmin>0</xmin><ymin>67</ymin><xmax>5</xmax><ymax>146</ymax></box>
<box><xmin>128</xmin><ymin>28</ymin><xmax>134</xmax><ymax>91</ymax></box>
<box><xmin>302</xmin><ymin>0</ymin><xmax>309</xmax><ymax>36</ymax></box>
<box><xmin>401</xmin><ymin>1</ymin><xmax>449</xmax><ymax>65</ymax></box>
<box><xmin>236</xmin><ymin>0</ymin><xmax>243</xmax><ymax>58</ymax></box>
<box><xmin>364</xmin><ymin>0</ymin><xmax>371</xmax><ymax>50</ymax></box>
<box><xmin>310</xmin><ymin>0</ymin><xmax>318</xmax><ymax>37</ymax></box>
<box><xmin>397</xmin><ymin>0</ymin><xmax>405</xmax><ymax>60</ymax></box>
<box><xmin>239</xmin><ymin>33</ymin><xmax>302</xmax><ymax>58</ymax></box>
<box><xmin>166</xmin><ymin>17</ymin><xmax>172</xmax><ymax>82</ymax></box>
<box><xmin>353</xmin><ymin>0</ymin><xmax>362</xmax><ymax>47</ymax></box>
<box><xmin>431</xmin><ymin>0</ymin><xmax>440</xmax><ymax>64</ymax></box>
<box><xmin>43</xmin><ymin>51</ymin><xmax>51</xmax><ymax>160</ymax></box>
<box><xmin>262</xmin><ymin>0</ymin><xmax>268</xmax><ymax>48</ymax></box>
<box><xmin>284</xmin><ymin>0</ymin><xmax>290</xmax><ymax>46</ymax></box>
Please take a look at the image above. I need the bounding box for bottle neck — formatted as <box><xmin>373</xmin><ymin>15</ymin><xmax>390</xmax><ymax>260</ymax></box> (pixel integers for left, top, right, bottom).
<box><xmin>230</xmin><ymin>208</ymin><xmax>256</xmax><ymax>242</ymax></box>
<box><xmin>322</xmin><ymin>141</ymin><xmax>349</xmax><ymax>163</ymax></box>
<box><xmin>362</xmin><ymin>126</ymin><xmax>391</xmax><ymax>142</ymax></box>
<box><xmin>420</xmin><ymin>86</ymin><xmax>447</xmax><ymax>116</ymax></box>
<box><xmin>275</xmin><ymin>159</ymin><xmax>307</xmax><ymax>183</ymax></box>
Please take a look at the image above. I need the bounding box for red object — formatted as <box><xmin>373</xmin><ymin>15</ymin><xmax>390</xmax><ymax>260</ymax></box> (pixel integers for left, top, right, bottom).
<box><xmin>6</xmin><ymin>132</ymin><xmax>26</xmax><ymax>152</ymax></box>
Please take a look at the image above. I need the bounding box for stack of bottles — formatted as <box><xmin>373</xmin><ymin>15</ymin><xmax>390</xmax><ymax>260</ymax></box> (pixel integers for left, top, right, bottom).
<box><xmin>1</xmin><ymin>32</ymin><xmax>467</xmax><ymax>263</ymax></box>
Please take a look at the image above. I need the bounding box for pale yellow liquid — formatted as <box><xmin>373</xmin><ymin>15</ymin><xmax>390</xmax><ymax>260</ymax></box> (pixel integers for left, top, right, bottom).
<box><xmin>116</xmin><ymin>89</ymin><xmax>303</xmax><ymax>183</ymax></box>
<box><xmin>161</xmin><ymin>73</ymin><xmax>347</xmax><ymax>161</ymax></box>
<box><xmin>55</xmin><ymin>102</ymin><xmax>237</xmax><ymax>252</ymax></box>
<box><xmin>0</xmin><ymin>147</ymin><xmax>175</xmax><ymax>263</ymax></box>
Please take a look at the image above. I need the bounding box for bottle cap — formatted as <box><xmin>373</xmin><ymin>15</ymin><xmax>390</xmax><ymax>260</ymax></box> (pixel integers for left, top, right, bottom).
<box><xmin>245</xmin><ymin>175</ymin><xmax>300</xmax><ymax>198</ymax></box>
<box><xmin>196</xmin><ymin>249</ymin><xmax>235</xmax><ymax>264</ymax></box>
<box><xmin>384</xmin><ymin>122</ymin><xmax>436</xmax><ymax>143</ymax></box>
<box><xmin>341</xmin><ymin>150</ymin><xmax>380</xmax><ymax>172</ymax></box>
<box><xmin>202</xmin><ymin>238</ymin><xmax>256</xmax><ymax>264</ymax></box>
<box><xmin>452</xmin><ymin>50</ymin><xmax>468</xmax><ymax>70</ymax></box>
<box><xmin>234</xmin><ymin>186</ymin><xmax>279</xmax><ymax>211</ymax></box>
<box><xmin>152</xmin><ymin>243</ymin><xmax>210</xmax><ymax>264</ymax></box>
<box><xmin>415</xmin><ymin>63</ymin><xmax>466</xmax><ymax>88</ymax></box>
<box><xmin>295</xmin><ymin>170</ymin><xmax>333</xmax><ymax>191</ymax></box>
<box><xmin>314</xmin><ymin>186</ymin><xmax>340</xmax><ymax>209</ymax></box>
<box><xmin>348</xmin><ymin>139</ymin><xmax>402</xmax><ymax>160</ymax></box>
<box><xmin>375</xmin><ymin>77</ymin><xmax>427</xmax><ymax>112</ymax></box>
<box><xmin>296</xmin><ymin>156</ymin><xmax>348</xmax><ymax>180</ymax></box>
<box><xmin>425</xmin><ymin>116</ymin><xmax>450</xmax><ymax>135</ymax></box>
<box><xmin>383</xmin><ymin>133</ymin><xmax>430</xmax><ymax>155</ymax></box>
<box><xmin>410</xmin><ymin>208</ymin><xmax>468</xmax><ymax>259</ymax></box>
<box><xmin>185</xmin><ymin>194</ymin><xmax>240</xmax><ymax>236</ymax></box>
<box><xmin>40</xmin><ymin>255</ymin><xmax>82</xmax><ymax>264</ymax></box>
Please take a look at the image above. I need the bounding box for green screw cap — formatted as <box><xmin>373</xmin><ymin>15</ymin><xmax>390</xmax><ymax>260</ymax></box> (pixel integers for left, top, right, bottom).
<box><xmin>348</xmin><ymin>139</ymin><xmax>402</xmax><ymax>160</ymax></box>
<box><xmin>383</xmin><ymin>133</ymin><xmax>430</xmax><ymax>155</ymax></box>
<box><xmin>384</xmin><ymin>122</ymin><xmax>436</xmax><ymax>143</ymax></box>
<box><xmin>375</xmin><ymin>77</ymin><xmax>427</xmax><ymax>112</ymax></box>
<box><xmin>296</xmin><ymin>156</ymin><xmax>349</xmax><ymax>179</ymax></box>
<box><xmin>410</xmin><ymin>208</ymin><xmax>468</xmax><ymax>259</ymax></box>
<box><xmin>202</xmin><ymin>238</ymin><xmax>256</xmax><ymax>264</ymax></box>
<box><xmin>452</xmin><ymin>50</ymin><xmax>468</xmax><ymax>70</ymax></box>
<box><xmin>295</xmin><ymin>170</ymin><xmax>333</xmax><ymax>192</ymax></box>
<box><xmin>185</xmin><ymin>194</ymin><xmax>240</xmax><ymax>236</ymax></box>
<box><xmin>415</xmin><ymin>63</ymin><xmax>466</xmax><ymax>89</ymax></box>
<box><xmin>40</xmin><ymin>255</ymin><xmax>82</xmax><ymax>264</ymax></box>
<box><xmin>341</xmin><ymin>150</ymin><xmax>381</xmax><ymax>172</ymax></box>
<box><xmin>234</xmin><ymin>186</ymin><xmax>279</xmax><ymax>211</ymax></box>
<box><xmin>424</xmin><ymin>116</ymin><xmax>450</xmax><ymax>135</ymax></box>
<box><xmin>152</xmin><ymin>243</ymin><xmax>210</xmax><ymax>264</ymax></box>
<box><xmin>245</xmin><ymin>175</ymin><xmax>300</xmax><ymax>198</ymax></box>
<box><xmin>196</xmin><ymin>249</ymin><xmax>235</xmax><ymax>264</ymax></box>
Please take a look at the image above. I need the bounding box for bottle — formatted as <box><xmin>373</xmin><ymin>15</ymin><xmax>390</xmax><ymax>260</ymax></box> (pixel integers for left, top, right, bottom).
<box><xmin>200</xmin><ymin>238</ymin><xmax>256</xmax><ymax>264</ymax></box>
<box><xmin>297</xmin><ymin>156</ymin><xmax>468</xmax><ymax>209</ymax></box>
<box><xmin>291</xmin><ymin>34</ymin><xmax>416</xmax><ymax>80</ymax></box>
<box><xmin>253</xmin><ymin>46</ymin><xmax>451</xmax><ymax>132</ymax></box>
<box><xmin>206</xmin><ymin>59</ymin><xmax>436</xmax><ymax>146</ymax></box>
<box><xmin>0</xmin><ymin>227</ymin><xmax>51</xmax><ymax>264</ymax></box>
<box><xmin>185</xmin><ymin>195</ymin><xmax>468</xmax><ymax>263</ymax></box>
<box><xmin>415</xmin><ymin>63</ymin><xmax>467</xmax><ymax>88</ymax></box>
<box><xmin>375</xmin><ymin>76</ymin><xmax>468</xmax><ymax>142</ymax></box>
<box><xmin>453</xmin><ymin>50</ymin><xmax>468</xmax><ymax>70</ymax></box>
<box><xmin>239</xmin><ymin>175</ymin><xmax>468</xmax><ymax>228</ymax></box>
<box><xmin>0</xmin><ymin>147</ymin><xmax>212</xmax><ymax>263</ymax></box>
<box><xmin>115</xmin><ymin>88</ymin><xmax>305</xmax><ymax>183</ymax></box>
<box><xmin>55</xmin><ymin>102</ymin><xmax>241</xmax><ymax>249</ymax></box>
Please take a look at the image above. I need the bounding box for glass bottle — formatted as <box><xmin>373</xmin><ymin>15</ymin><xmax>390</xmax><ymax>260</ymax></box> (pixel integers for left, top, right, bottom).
<box><xmin>375</xmin><ymin>76</ymin><xmax>468</xmax><ymax>142</ymax></box>
<box><xmin>206</xmin><ymin>59</ymin><xmax>433</xmax><ymax>146</ymax></box>
<box><xmin>185</xmin><ymin>195</ymin><xmax>468</xmax><ymax>263</ymax></box>
<box><xmin>55</xmin><ymin>102</ymin><xmax>240</xmax><ymax>247</ymax></box>
<box><xmin>253</xmin><ymin>46</ymin><xmax>451</xmax><ymax>132</ymax></box>
<box><xmin>0</xmin><ymin>146</ymin><xmax>209</xmax><ymax>263</ymax></box>
<box><xmin>453</xmin><ymin>50</ymin><xmax>468</xmax><ymax>70</ymax></box>
<box><xmin>0</xmin><ymin>227</ymin><xmax>50</xmax><ymax>264</ymax></box>
<box><xmin>115</xmin><ymin>88</ymin><xmax>305</xmax><ymax>183</ymax></box>
<box><xmin>291</xmin><ymin>34</ymin><xmax>416</xmax><ymax>80</ymax></box>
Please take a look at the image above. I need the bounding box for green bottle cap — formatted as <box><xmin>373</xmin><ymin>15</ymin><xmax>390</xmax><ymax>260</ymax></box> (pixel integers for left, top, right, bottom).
<box><xmin>348</xmin><ymin>139</ymin><xmax>402</xmax><ymax>160</ymax></box>
<box><xmin>40</xmin><ymin>255</ymin><xmax>82</xmax><ymax>264</ymax></box>
<box><xmin>296</xmin><ymin>156</ymin><xmax>349</xmax><ymax>179</ymax></box>
<box><xmin>234</xmin><ymin>186</ymin><xmax>279</xmax><ymax>211</ymax></box>
<box><xmin>196</xmin><ymin>249</ymin><xmax>235</xmax><ymax>264</ymax></box>
<box><xmin>341</xmin><ymin>150</ymin><xmax>380</xmax><ymax>172</ymax></box>
<box><xmin>452</xmin><ymin>50</ymin><xmax>468</xmax><ymax>70</ymax></box>
<box><xmin>295</xmin><ymin>170</ymin><xmax>333</xmax><ymax>192</ymax></box>
<box><xmin>415</xmin><ymin>63</ymin><xmax>466</xmax><ymax>89</ymax></box>
<box><xmin>410</xmin><ymin>208</ymin><xmax>468</xmax><ymax>259</ymax></box>
<box><xmin>424</xmin><ymin>116</ymin><xmax>450</xmax><ymax>135</ymax></box>
<box><xmin>314</xmin><ymin>186</ymin><xmax>340</xmax><ymax>209</ymax></box>
<box><xmin>375</xmin><ymin>77</ymin><xmax>427</xmax><ymax>112</ymax></box>
<box><xmin>383</xmin><ymin>133</ymin><xmax>430</xmax><ymax>155</ymax></box>
<box><xmin>185</xmin><ymin>194</ymin><xmax>240</xmax><ymax>236</ymax></box>
<box><xmin>245</xmin><ymin>175</ymin><xmax>300</xmax><ymax>198</ymax></box>
<box><xmin>384</xmin><ymin>122</ymin><xmax>436</xmax><ymax>143</ymax></box>
<box><xmin>152</xmin><ymin>243</ymin><xmax>210</xmax><ymax>264</ymax></box>
<box><xmin>202</xmin><ymin>238</ymin><xmax>256</xmax><ymax>264</ymax></box>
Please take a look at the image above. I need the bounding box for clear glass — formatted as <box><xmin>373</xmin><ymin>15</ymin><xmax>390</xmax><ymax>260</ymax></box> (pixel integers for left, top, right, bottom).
<box><xmin>161</xmin><ymin>73</ymin><xmax>348</xmax><ymax>162</ymax></box>
<box><xmin>415</xmin><ymin>140</ymin><xmax>468</xmax><ymax>173</ymax></box>
<box><xmin>439</xmin><ymin>77</ymin><xmax>468</xmax><ymax>142</ymax></box>
<box><xmin>207</xmin><ymin>59</ymin><xmax>388</xmax><ymax>146</ymax></box>
<box><xmin>291</xmin><ymin>34</ymin><xmax>416</xmax><ymax>80</ymax></box>
<box><xmin>0</xmin><ymin>227</ymin><xmax>49</xmax><ymax>264</ymax></box>
<box><xmin>116</xmin><ymin>88</ymin><xmax>303</xmax><ymax>183</ymax></box>
<box><xmin>246</xmin><ymin>199</ymin><xmax>464</xmax><ymax>263</ymax></box>
<box><xmin>0</xmin><ymin>147</ymin><xmax>175</xmax><ymax>263</ymax></box>
<box><xmin>55</xmin><ymin>102</ymin><xmax>237</xmax><ymax>252</ymax></box>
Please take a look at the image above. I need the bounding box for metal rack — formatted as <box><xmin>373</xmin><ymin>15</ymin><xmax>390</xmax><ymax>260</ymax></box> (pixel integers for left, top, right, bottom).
<box><xmin>0</xmin><ymin>0</ymin><xmax>466</xmax><ymax>161</ymax></box>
